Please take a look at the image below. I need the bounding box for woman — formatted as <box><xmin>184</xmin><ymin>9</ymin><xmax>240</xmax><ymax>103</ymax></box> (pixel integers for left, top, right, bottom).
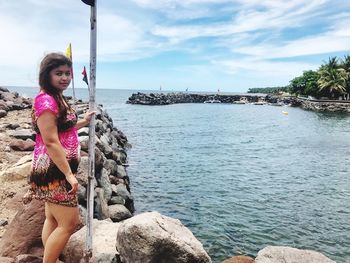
<box><xmin>28</xmin><ymin>52</ymin><xmax>94</xmax><ymax>263</ymax></box>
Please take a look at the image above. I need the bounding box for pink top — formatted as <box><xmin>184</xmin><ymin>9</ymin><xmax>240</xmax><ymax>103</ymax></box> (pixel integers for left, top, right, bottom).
<box><xmin>32</xmin><ymin>92</ymin><xmax>80</xmax><ymax>167</ymax></box>
<box><xmin>29</xmin><ymin>92</ymin><xmax>80</xmax><ymax>206</ymax></box>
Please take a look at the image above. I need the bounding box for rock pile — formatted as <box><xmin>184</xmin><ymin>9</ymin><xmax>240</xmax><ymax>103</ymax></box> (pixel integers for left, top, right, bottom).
<box><xmin>127</xmin><ymin>92</ymin><xmax>272</xmax><ymax>105</ymax></box>
<box><xmin>299</xmin><ymin>98</ymin><xmax>350</xmax><ymax>112</ymax></box>
<box><xmin>0</xmin><ymin>87</ymin><xmax>32</xmax><ymax>118</ymax></box>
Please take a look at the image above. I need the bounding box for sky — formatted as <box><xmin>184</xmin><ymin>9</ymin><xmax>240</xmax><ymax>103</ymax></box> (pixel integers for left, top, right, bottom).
<box><xmin>1</xmin><ymin>0</ymin><xmax>350</xmax><ymax>92</ymax></box>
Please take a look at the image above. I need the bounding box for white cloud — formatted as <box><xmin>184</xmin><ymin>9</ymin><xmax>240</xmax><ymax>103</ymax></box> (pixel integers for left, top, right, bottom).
<box><xmin>233</xmin><ymin>17</ymin><xmax>350</xmax><ymax>59</ymax></box>
<box><xmin>217</xmin><ymin>58</ymin><xmax>318</xmax><ymax>80</ymax></box>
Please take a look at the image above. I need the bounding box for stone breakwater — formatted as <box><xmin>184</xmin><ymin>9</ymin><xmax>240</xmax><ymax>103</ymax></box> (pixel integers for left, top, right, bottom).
<box><xmin>126</xmin><ymin>92</ymin><xmax>296</xmax><ymax>106</ymax></box>
<box><xmin>0</xmin><ymin>87</ymin><xmax>337</xmax><ymax>262</ymax></box>
<box><xmin>127</xmin><ymin>92</ymin><xmax>350</xmax><ymax>113</ymax></box>
<box><xmin>297</xmin><ymin>97</ymin><xmax>350</xmax><ymax>112</ymax></box>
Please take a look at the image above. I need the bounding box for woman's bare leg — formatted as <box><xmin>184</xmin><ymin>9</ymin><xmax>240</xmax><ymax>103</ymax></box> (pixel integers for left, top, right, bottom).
<box><xmin>42</xmin><ymin>202</ymin><xmax>58</xmax><ymax>247</ymax></box>
<box><xmin>43</xmin><ymin>202</ymin><xmax>79</xmax><ymax>263</ymax></box>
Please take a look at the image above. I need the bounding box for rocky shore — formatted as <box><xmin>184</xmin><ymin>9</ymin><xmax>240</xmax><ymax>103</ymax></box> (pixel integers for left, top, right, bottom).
<box><xmin>0</xmin><ymin>87</ymin><xmax>338</xmax><ymax>262</ymax></box>
<box><xmin>127</xmin><ymin>92</ymin><xmax>350</xmax><ymax>113</ymax></box>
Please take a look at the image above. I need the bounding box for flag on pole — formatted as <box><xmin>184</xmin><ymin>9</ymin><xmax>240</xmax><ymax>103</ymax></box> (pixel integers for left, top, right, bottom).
<box><xmin>82</xmin><ymin>66</ymin><xmax>89</xmax><ymax>86</ymax></box>
<box><xmin>66</xmin><ymin>43</ymin><xmax>72</xmax><ymax>59</ymax></box>
<box><xmin>65</xmin><ymin>43</ymin><xmax>76</xmax><ymax>104</ymax></box>
<box><xmin>65</xmin><ymin>43</ymin><xmax>74</xmax><ymax>79</ymax></box>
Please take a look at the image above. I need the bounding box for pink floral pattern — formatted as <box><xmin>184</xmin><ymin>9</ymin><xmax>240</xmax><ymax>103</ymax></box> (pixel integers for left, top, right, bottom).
<box><xmin>29</xmin><ymin>92</ymin><xmax>80</xmax><ymax>207</ymax></box>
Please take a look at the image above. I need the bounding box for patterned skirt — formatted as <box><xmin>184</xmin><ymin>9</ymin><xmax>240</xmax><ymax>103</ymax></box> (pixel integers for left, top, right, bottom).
<box><xmin>29</xmin><ymin>158</ymin><xmax>80</xmax><ymax>207</ymax></box>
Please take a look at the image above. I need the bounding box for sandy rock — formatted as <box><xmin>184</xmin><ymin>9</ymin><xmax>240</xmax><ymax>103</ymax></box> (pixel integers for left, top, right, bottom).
<box><xmin>63</xmin><ymin>219</ymin><xmax>120</xmax><ymax>263</ymax></box>
<box><xmin>116</xmin><ymin>211</ymin><xmax>212</xmax><ymax>263</ymax></box>
<box><xmin>0</xmin><ymin>155</ymin><xmax>32</xmax><ymax>181</ymax></box>
<box><xmin>255</xmin><ymin>246</ymin><xmax>335</xmax><ymax>263</ymax></box>
<box><xmin>221</xmin><ymin>255</ymin><xmax>254</xmax><ymax>263</ymax></box>
<box><xmin>0</xmin><ymin>199</ymin><xmax>45</xmax><ymax>258</ymax></box>
<box><xmin>0</xmin><ymin>257</ymin><xmax>15</xmax><ymax>263</ymax></box>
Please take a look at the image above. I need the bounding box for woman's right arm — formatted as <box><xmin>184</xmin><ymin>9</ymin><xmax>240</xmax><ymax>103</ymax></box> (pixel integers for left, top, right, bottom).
<box><xmin>37</xmin><ymin>111</ymin><xmax>78</xmax><ymax>194</ymax></box>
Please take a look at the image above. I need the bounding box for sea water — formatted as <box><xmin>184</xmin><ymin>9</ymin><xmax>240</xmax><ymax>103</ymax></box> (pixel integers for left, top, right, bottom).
<box><xmin>9</xmin><ymin>87</ymin><xmax>350</xmax><ymax>262</ymax></box>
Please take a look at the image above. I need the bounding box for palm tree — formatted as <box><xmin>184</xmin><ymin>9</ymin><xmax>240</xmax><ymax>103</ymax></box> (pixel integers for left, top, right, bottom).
<box><xmin>341</xmin><ymin>55</ymin><xmax>350</xmax><ymax>98</ymax></box>
<box><xmin>318</xmin><ymin>57</ymin><xmax>347</xmax><ymax>98</ymax></box>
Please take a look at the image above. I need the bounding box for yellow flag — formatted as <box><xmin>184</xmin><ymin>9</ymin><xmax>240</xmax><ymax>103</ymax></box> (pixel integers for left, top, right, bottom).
<box><xmin>66</xmin><ymin>43</ymin><xmax>72</xmax><ymax>59</ymax></box>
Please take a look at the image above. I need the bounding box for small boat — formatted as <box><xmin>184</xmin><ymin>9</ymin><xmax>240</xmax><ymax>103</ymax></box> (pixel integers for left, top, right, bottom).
<box><xmin>253</xmin><ymin>97</ymin><xmax>267</xmax><ymax>105</ymax></box>
<box><xmin>282</xmin><ymin>111</ymin><xmax>288</xmax><ymax>115</ymax></box>
<box><xmin>204</xmin><ymin>99</ymin><xmax>221</xmax><ymax>103</ymax></box>
<box><xmin>233</xmin><ymin>97</ymin><xmax>248</xmax><ymax>104</ymax></box>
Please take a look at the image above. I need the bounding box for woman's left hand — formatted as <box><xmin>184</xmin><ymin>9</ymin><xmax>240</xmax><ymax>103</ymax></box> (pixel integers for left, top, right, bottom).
<box><xmin>83</xmin><ymin>111</ymin><xmax>96</xmax><ymax>124</ymax></box>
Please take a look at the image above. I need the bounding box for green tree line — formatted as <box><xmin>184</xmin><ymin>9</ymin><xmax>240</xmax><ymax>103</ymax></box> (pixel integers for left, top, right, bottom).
<box><xmin>248</xmin><ymin>55</ymin><xmax>350</xmax><ymax>98</ymax></box>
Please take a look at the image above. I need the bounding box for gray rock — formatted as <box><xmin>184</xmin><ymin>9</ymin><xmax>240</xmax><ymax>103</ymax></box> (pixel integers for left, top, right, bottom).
<box><xmin>77</xmin><ymin>184</ymin><xmax>87</xmax><ymax>205</ymax></box>
<box><xmin>76</xmin><ymin>156</ymin><xmax>89</xmax><ymax>187</ymax></box>
<box><xmin>100</xmin><ymin>133</ymin><xmax>110</xmax><ymax>145</ymax></box>
<box><xmin>98</xmin><ymin>168</ymin><xmax>112</xmax><ymax>201</ymax></box>
<box><xmin>63</xmin><ymin>219</ymin><xmax>120</xmax><ymax>263</ymax></box>
<box><xmin>0</xmin><ymin>100</ymin><xmax>9</xmax><ymax>111</ymax></box>
<box><xmin>78</xmin><ymin>127</ymin><xmax>89</xmax><ymax>136</ymax></box>
<box><xmin>111</xmin><ymin>149</ymin><xmax>127</xmax><ymax>164</ymax></box>
<box><xmin>79</xmin><ymin>136</ymin><xmax>89</xmax><ymax>151</ymax></box>
<box><xmin>94</xmin><ymin>188</ymin><xmax>110</xmax><ymax>220</ymax></box>
<box><xmin>116</xmin><ymin>211</ymin><xmax>212</xmax><ymax>263</ymax></box>
<box><xmin>255</xmin><ymin>246</ymin><xmax>336</xmax><ymax>263</ymax></box>
<box><xmin>10</xmin><ymin>129</ymin><xmax>35</xmax><ymax>141</ymax></box>
<box><xmin>104</xmin><ymin>159</ymin><xmax>118</xmax><ymax>175</ymax></box>
<box><xmin>0</xmin><ymin>91</ymin><xmax>16</xmax><ymax>101</ymax></box>
<box><xmin>112</xmin><ymin>184</ymin><xmax>131</xmax><ymax>201</ymax></box>
<box><xmin>115</xmin><ymin>165</ymin><xmax>127</xmax><ymax>178</ymax></box>
<box><xmin>108</xmin><ymin>196</ymin><xmax>125</xmax><ymax>205</ymax></box>
<box><xmin>108</xmin><ymin>204</ymin><xmax>132</xmax><ymax>222</ymax></box>
<box><xmin>0</xmin><ymin>86</ymin><xmax>10</xmax><ymax>92</ymax></box>
<box><xmin>0</xmin><ymin>109</ymin><xmax>7</xmax><ymax>118</ymax></box>
<box><xmin>5</xmin><ymin>123</ymin><xmax>20</xmax><ymax>130</ymax></box>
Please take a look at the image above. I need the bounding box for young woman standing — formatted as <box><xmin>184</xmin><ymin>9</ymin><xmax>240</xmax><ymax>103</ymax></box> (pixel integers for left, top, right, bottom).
<box><xmin>28</xmin><ymin>52</ymin><xmax>94</xmax><ymax>263</ymax></box>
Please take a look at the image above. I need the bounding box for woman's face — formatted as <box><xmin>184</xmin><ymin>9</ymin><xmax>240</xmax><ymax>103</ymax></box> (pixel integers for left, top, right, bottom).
<box><xmin>49</xmin><ymin>64</ymin><xmax>72</xmax><ymax>92</ymax></box>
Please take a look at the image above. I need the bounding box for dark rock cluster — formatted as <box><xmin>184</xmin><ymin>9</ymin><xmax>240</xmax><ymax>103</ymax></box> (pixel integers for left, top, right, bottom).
<box><xmin>0</xmin><ymin>87</ymin><xmax>32</xmax><ymax>118</ymax></box>
<box><xmin>127</xmin><ymin>92</ymin><xmax>291</xmax><ymax>105</ymax></box>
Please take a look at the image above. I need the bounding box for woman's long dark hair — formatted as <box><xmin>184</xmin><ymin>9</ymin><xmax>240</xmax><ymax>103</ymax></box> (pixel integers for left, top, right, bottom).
<box><xmin>39</xmin><ymin>52</ymin><xmax>73</xmax><ymax>123</ymax></box>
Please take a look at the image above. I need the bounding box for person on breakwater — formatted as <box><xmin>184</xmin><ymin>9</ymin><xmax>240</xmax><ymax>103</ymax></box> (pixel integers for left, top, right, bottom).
<box><xmin>25</xmin><ymin>52</ymin><xmax>94</xmax><ymax>263</ymax></box>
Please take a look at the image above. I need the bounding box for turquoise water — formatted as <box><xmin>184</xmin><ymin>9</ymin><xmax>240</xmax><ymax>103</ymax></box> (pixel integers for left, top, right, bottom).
<box><xmin>10</xmin><ymin>87</ymin><xmax>350</xmax><ymax>262</ymax></box>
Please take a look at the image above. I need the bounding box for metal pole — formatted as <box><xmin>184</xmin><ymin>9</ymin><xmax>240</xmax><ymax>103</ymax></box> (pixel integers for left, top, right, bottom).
<box><xmin>72</xmin><ymin>75</ymin><xmax>76</xmax><ymax>106</ymax></box>
<box><xmin>85</xmin><ymin>0</ymin><xmax>96</xmax><ymax>262</ymax></box>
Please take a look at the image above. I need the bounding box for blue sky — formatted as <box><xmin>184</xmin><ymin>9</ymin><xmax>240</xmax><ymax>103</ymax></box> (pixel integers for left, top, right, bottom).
<box><xmin>1</xmin><ymin>0</ymin><xmax>350</xmax><ymax>92</ymax></box>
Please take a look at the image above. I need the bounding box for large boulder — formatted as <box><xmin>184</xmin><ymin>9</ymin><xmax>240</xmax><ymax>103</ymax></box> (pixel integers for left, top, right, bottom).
<box><xmin>116</xmin><ymin>211</ymin><xmax>211</xmax><ymax>263</ymax></box>
<box><xmin>0</xmin><ymin>199</ymin><xmax>45</xmax><ymax>258</ymax></box>
<box><xmin>255</xmin><ymin>246</ymin><xmax>335</xmax><ymax>263</ymax></box>
<box><xmin>63</xmin><ymin>219</ymin><xmax>120</xmax><ymax>263</ymax></box>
